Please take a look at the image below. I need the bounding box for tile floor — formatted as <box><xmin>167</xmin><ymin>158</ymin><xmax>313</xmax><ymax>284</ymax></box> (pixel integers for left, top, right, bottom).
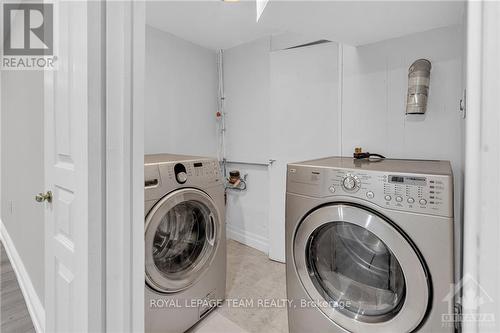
<box><xmin>0</xmin><ymin>239</ymin><xmax>287</xmax><ymax>333</ymax></box>
<box><xmin>189</xmin><ymin>240</ymin><xmax>288</xmax><ymax>333</ymax></box>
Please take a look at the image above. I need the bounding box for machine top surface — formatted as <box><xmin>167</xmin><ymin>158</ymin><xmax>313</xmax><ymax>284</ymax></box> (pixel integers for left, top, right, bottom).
<box><xmin>145</xmin><ymin>153</ymin><xmax>216</xmax><ymax>165</ymax></box>
<box><xmin>289</xmin><ymin>156</ymin><xmax>452</xmax><ymax>176</ymax></box>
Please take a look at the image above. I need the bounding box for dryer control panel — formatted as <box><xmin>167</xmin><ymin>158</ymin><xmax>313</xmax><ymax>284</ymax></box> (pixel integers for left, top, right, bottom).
<box><xmin>287</xmin><ymin>165</ymin><xmax>453</xmax><ymax>218</ymax></box>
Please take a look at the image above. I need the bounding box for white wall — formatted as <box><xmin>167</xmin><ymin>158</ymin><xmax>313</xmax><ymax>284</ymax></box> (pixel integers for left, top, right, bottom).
<box><xmin>222</xmin><ymin>25</ymin><xmax>464</xmax><ymax>262</ymax></box>
<box><xmin>223</xmin><ymin>39</ymin><xmax>340</xmax><ymax>260</ymax></box>
<box><xmin>342</xmin><ymin>24</ymin><xmax>465</xmax><ymax>241</ymax></box>
<box><xmin>223</xmin><ymin>37</ymin><xmax>270</xmax><ymax>163</ymax></box>
<box><xmin>145</xmin><ymin>25</ymin><xmax>218</xmax><ymax>156</ymax></box>
<box><xmin>225</xmin><ymin>165</ymin><xmax>270</xmax><ymax>253</ymax></box>
<box><xmin>146</xmin><ymin>23</ymin><xmax>464</xmax><ymax>264</ymax></box>
<box><xmin>223</xmin><ymin>37</ymin><xmax>271</xmax><ymax>253</ymax></box>
<box><xmin>1</xmin><ymin>71</ymin><xmax>45</xmax><ymax>302</ymax></box>
<box><xmin>268</xmin><ymin>42</ymin><xmax>340</xmax><ymax>261</ymax></box>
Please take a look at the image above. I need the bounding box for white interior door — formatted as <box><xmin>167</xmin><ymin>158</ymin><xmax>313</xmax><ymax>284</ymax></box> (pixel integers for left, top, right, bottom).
<box><xmin>44</xmin><ymin>1</ymin><xmax>90</xmax><ymax>331</ymax></box>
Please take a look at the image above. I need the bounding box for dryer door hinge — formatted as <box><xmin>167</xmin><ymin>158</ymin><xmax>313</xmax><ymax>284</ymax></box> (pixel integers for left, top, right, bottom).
<box><xmin>454</xmin><ymin>302</ymin><xmax>463</xmax><ymax>333</ymax></box>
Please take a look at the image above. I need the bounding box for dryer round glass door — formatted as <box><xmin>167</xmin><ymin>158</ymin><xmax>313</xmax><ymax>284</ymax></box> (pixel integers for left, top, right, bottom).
<box><xmin>308</xmin><ymin>222</ymin><xmax>406</xmax><ymax>318</ymax></box>
<box><xmin>145</xmin><ymin>188</ymin><xmax>220</xmax><ymax>293</ymax></box>
<box><xmin>293</xmin><ymin>204</ymin><xmax>430</xmax><ymax>332</ymax></box>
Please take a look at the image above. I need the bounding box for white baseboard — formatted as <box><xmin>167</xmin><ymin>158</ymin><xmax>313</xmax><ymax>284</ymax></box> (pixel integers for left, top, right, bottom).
<box><xmin>226</xmin><ymin>224</ymin><xmax>269</xmax><ymax>254</ymax></box>
<box><xmin>0</xmin><ymin>219</ymin><xmax>45</xmax><ymax>333</ymax></box>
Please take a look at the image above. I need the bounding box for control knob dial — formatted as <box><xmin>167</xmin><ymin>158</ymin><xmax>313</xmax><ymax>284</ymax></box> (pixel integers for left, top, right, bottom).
<box><xmin>342</xmin><ymin>174</ymin><xmax>360</xmax><ymax>192</ymax></box>
<box><xmin>176</xmin><ymin>171</ymin><xmax>188</xmax><ymax>184</ymax></box>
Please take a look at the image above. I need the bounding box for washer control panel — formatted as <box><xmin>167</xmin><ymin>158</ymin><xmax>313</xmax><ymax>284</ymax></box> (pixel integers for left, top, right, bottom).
<box><xmin>145</xmin><ymin>159</ymin><xmax>221</xmax><ymax>191</ymax></box>
<box><xmin>170</xmin><ymin>161</ymin><xmax>221</xmax><ymax>185</ymax></box>
<box><xmin>287</xmin><ymin>165</ymin><xmax>453</xmax><ymax>217</ymax></box>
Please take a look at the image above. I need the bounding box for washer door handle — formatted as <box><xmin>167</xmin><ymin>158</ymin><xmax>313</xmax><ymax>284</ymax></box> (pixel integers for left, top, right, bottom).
<box><xmin>209</xmin><ymin>215</ymin><xmax>216</xmax><ymax>244</ymax></box>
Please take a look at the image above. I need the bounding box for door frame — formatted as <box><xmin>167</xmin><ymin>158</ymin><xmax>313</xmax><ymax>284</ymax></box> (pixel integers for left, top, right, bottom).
<box><xmin>463</xmin><ymin>1</ymin><xmax>500</xmax><ymax>332</ymax></box>
<box><xmin>104</xmin><ymin>1</ymin><xmax>500</xmax><ymax>332</ymax></box>
<box><xmin>105</xmin><ymin>1</ymin><xmax>145</xmax><ymax>332</ymax></box>
<box><xmin>87</xmin><ymin>1</ymin><xmax>106</xmax><ymax>331</ymax></box>
<box><xmin>44</xmin><ymin>1</ymin><xmax>146</xmax><ymax>331</ymax></box>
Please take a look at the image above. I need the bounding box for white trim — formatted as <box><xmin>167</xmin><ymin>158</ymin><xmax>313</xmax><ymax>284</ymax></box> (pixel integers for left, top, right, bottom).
<box><xmin>131</xmin><ymin>2</ymin><xmax>146</xmax><ymax>331</ymax></box>
<box><xmin>0</xmin><ymin>220</ymin><xmax>45</xmax><ymax>333</ymax></box>
<box><xmin>105</xmin><ymin>2</ymin><xmax>132</xmax><ymax>329</ymax></box>
<box><xmin>226</xmin><ymin>224</ymin><xmax>269</xmax><ymax>255</ymax></box>
<box><xmin>87</xmin><ymin>2</ymin><xmax>106</xmax><ymax>331</ymax></box>
<box><xmin>463</xmin><ymin>2</ymin><xmax>500</xmax><ymax>332</ymax></box>
<box><xmin>462</xmin><ymin>1</ymin><xmax>481</xmax><ymax>324</ymax></box>
<box><xmin>105</xmin><ymin>1</ymin><xmax>145</xmax><ymax>331</ymax></box>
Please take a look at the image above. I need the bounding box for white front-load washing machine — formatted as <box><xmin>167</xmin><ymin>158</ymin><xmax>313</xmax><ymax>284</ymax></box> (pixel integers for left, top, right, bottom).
<box><xmin>286</xmin><ymin>157</ymin><xmax>455</xmax><ymax>333</ymax></box>
<box><xmin>144</xmin><ymin>154</ymin><xmax>226</xmax><ymax>333</ymax></box>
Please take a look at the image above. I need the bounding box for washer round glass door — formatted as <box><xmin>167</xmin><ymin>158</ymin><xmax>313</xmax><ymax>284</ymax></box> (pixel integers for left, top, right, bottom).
<box><xmin>293</xmin><ymin>204</ymin><xmax>430</xmax><ymax>332</ymax></box>
<box><xmin>145</xmin><ymin>188</ymin><xmax>220</xmax><ymax>293</ymax></box>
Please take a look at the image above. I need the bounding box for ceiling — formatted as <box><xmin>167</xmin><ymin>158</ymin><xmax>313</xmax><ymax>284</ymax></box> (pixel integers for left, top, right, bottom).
<box><xmin>146</xmin><ymin>0</ymin><xmax>465</xmax><ymax>50</ymax></box>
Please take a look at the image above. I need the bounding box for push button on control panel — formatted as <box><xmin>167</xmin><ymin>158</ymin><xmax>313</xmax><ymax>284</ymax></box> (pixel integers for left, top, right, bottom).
<box><xmin>366</xmin><ymin>191</ymin><xmax>374</xmax><ymax>199</ymax></box>
<box><xmin>384</xmin><ymin>195</ymin><xmax>392</xmax><ymax>201</ymax></box>
<box><xmin>407</xmin><ymin>197</ymin><xmax>415</xmax><ymax>204</ymax></box>
<box><xmin>395</xmin><ymin>196</ymin><xmax>403</xmax><ymax>202</ymax></box>
<box><xmin>329</xmin><ymin>186</ymin><xmax>336</xmax><ymax>193</ymax></box>
<box><xmin>419</xmin><ymin>199</ymin><xmax>427</xmax><ymax>205</ymax></box>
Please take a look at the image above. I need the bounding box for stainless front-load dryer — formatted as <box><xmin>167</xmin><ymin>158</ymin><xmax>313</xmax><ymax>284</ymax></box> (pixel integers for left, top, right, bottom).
<box><xmin>144</xmin><ymin>154</ymin><xmax>226</xmax><ymax>333</ymax></box>
<box><xmin>286</xmin><ymin>157</ymin><xmax>455</xmax><ymax>333</ymax></box>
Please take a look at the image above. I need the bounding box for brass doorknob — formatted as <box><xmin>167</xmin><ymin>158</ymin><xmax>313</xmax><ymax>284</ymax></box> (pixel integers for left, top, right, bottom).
<box><xmin>35</xmin><ymin>191</ymin><xmax>53</xmax><ymax>203</ymax></box>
